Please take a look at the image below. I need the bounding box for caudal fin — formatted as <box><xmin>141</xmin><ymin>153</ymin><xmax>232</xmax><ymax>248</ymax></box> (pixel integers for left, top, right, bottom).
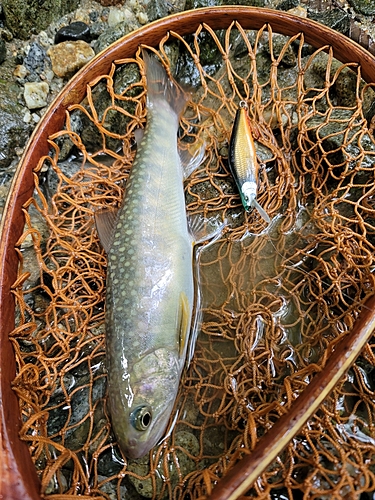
<box><xmin>142</xmin><ymin>49</ymin><xmax>187</xmax><ymax>117</ymax></box>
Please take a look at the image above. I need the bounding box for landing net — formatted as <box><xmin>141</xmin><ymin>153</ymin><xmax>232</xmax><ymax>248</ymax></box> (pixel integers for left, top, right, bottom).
<box><xmin>10</xmin><ymin>21</ymin><xmax>375</xmax><ymax>499</ymax></box>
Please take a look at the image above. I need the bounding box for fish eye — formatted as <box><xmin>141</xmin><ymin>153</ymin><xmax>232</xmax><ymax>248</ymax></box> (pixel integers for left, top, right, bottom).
<box><xmin>131</xmin><ymin>405</ymin><xmax>152</xmax><ymax>431</ymax></box>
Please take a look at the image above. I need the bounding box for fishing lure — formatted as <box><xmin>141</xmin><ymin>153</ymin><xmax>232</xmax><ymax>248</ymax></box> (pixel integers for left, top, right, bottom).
<box><xmin>228</xmin><ymin>101</ymin><xmax>270</xmax><ymax>223</ymax></box>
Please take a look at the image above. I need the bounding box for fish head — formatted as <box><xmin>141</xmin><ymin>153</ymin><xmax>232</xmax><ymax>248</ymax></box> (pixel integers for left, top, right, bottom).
<box><xmin>109</xmin><ymin>347</ymin><xmax>181</xmax><ymax>459</ymax></box>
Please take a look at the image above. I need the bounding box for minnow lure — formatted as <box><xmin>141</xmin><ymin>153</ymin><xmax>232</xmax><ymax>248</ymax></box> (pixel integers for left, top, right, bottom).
<box><xmin>228</xmin><ymin>101</ymin><xmax>270</xmax><ymax>223</ymax></box>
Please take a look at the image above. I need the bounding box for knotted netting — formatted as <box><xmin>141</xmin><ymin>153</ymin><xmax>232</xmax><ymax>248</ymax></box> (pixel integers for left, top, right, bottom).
<box><xmin>9</xmin><ymin>20</ymin><xmax>375</xmax><ymax>499</ymax></box>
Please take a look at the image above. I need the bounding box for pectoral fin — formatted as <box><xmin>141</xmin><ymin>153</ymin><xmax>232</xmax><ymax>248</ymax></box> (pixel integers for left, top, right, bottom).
<box><xmin>95</xmin><ymin>208</ymin><xmax>119</xmax><ymax>253</ymax></box>
<box><xmin>178</xmin><ymin>292</ymin><xmax>190</xmax><ymax>357</ymax></box>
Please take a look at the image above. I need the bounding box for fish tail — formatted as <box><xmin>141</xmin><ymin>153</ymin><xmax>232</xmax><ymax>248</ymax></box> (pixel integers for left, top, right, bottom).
<box><xmin>142</xmin><ymin>49</ymin><xmax>187</xmax><ymax>117</ymax></box>
<box><xmin>252</xmin><ymin>199</ymin><xmax>271</xmax><ymax>224</ymax></box>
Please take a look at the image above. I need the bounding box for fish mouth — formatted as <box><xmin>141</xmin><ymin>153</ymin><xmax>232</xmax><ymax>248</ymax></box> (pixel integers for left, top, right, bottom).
<box><xmin>125</xmin><ymin>438</ymin><xmax>144</xmax><ymax>459</ymax></box>
<box><xmin>121</xmin><ymin>408</ymin><xmax>173</xmax><ymax>459</ymax></box>
<box><xmin>123</xmin><ymin>431</ymin><xmax>161</xmax><ymax>459</ymax></box>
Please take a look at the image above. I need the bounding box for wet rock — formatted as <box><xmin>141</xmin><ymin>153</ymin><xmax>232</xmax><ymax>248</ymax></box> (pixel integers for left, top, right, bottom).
<box><xmin>127</xmin><ymin>455</ymin><xmax>161</xmax><ymax>498</ymax></box>
<box><xmin>0</xmin><ymin>39</ymin><xmax>5</xmax><ymax>64</ymax></box>
<box><xmin>2</xmin><ymin>0</ymin><xmax>80</xmax><ymax>40</ymax></box>
<box><xmin>309</xmin><ymin>9</ymin><xmax>350</xmax><ymax>35</ymax></box>
<box><xmin>270</xmin><ymin>34</ymin><xmax>297</xmax><ymax>67</ymax></box>
<box><xmin>48</xmin><ymin>40</ymin><xmax>95</xmax><ymax>78</ymax></box>
<box><xmin>127</xmin><ymin>431</ymin><xmax>200</xmax><ymax>498</ymax></box>
<box><xmin>308</xmin><ymin>51</ymin><xmax>375</xmax><ymax>117</ymax></box>
<box><xmin>24</xmin><ymin>81</ymin><xmax>49</xmax><ymax>109</ymax></box>
<box><xmin>77</xmin><ymin>63</ymin><xmax>141</xmax><ymax>154</ymax></box>
<box><xmin>0</xmin><ymin>78</ymin><xmax>31</xmax><ymax>170</ymax></box>
<box><xmin>54</xmin><ymin>21</ymin><xmax>91</xmax><ymax>44</ymax></box>
<box><xmin>303</xmin><ymin>109</ymin><xmax>375</xmax><ymax>178</ymax></box>
<box><xmin>94</xmin><ymin>19</ymin><xmax>140</xmax><ymax>54</ymax></box>
<box><xmin>348</xmin><ymin>0</ymin><xmax>375</xmax><ymax>15</ymax></box>
<box><xmin>275</xmin><ymin>0</ymin><xmax>299</xmax><ymax>9</ymax></box>
<box><xmin>146</xmin><ymin>0</ymin><xmax>169</xmax><ymax>22</ymax></box>
<box><xmin>97</xmin><ymin>476</ymin><xmax>130</xmax><ymax>500</ymax></box>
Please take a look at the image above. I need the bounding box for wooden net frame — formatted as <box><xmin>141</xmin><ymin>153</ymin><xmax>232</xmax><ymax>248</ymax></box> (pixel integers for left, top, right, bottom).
<box><xmin>3</xmin><ymin>8</ymin><xmax>375</xmax><ymax>500</ymax></box>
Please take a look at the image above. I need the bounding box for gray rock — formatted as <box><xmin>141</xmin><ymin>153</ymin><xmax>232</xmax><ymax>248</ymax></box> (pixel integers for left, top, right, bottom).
<box><xmin>23</xmin><ymin>42</ymin><xmax>47</xmax><ymax>77</ymax></box>
<box><xmin>275</xmin><ymin>0</ymin><xmax>299</xmax><ymax>9</ymax></box>
<box><xmin>309</xmin><ymin>9</ymin><xmax>350</xmax><ymax>35</ymax></box>
<box><xmin>304</xmin><ymin>109</ymin><xmax>375</xmax><ymax>185</ymax></box>
<box><xmin>76</xmin><ymin>63</ymin><xmax>142</xmax><ymax>154</ymax></box>
<box><xmin>93</xmin><ymin>19</ymin><xmax>140</xmax><ymax>54</ymax></box>
<box><xmin>0</xmin><ymin>82</ymin><xmax>31</xmax><ymax>170</ymax></box>
<box><xmin>270</xmin><ymin>33</ymin><xmax>297</xmax><ymax>67</ymax></box>
<box><xmin>308</xmin><ymin>52</ymin><xmax>375</xmax><ymax>119</ymax></box>
<box><xmin>146</xmin><ymin>0</ymin><xmax>169</xmax><ymax>22</ymax></box>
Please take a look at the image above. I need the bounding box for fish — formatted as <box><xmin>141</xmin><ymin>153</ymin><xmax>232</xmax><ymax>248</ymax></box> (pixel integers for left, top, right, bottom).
<box><xmin>95</xmin><ymin>51</ymin><xmax>198</xmax><ymax>459</ymax></box>
<box><xmin>228</xmin><ymin>101</ymin><xmax>270</xmax><ymax>223</ymax></box>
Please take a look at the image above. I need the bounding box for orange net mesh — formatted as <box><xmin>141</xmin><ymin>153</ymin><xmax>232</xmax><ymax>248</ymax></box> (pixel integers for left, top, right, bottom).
<box><xmin>10</xmin><ymin>21</ymin><xmax>375</xmax><ymax>499</ymax></box>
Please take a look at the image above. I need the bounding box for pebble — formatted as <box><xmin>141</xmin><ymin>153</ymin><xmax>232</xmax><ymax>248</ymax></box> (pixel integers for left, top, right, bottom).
<box><xmin>23</xmin><ymin>81</ymin><xmax>49</xmax><ymax>109</ymax></box>
<box><xmin>13</xmin><ymin>64</ymin><xmax>29</xmax><ymax>80</ymax></box>
<box><xmin>287</xmin><ymin>5</ymin><xmax>307</xmax><ymax>17</ymax></box>
<box><xmin>137</xmin><ymin>11</ymin><xmax>148</xmax><ymax>25</ymax></box>
<box><xmin>23</xmin><ymin>109</ymin><xmax>32</xmax><ymax>123</ymax></box>
<box><xmin>54</xmin><ymin>21</ymin><xmax>91</xmax><ymax>44</ymax></box>
<box><xmin>107</xmin><ymin>7</ymin><xmax>136</xmax><ymax>27</ymax></box>
<box><xmin>47</xmin><ymin>40</ymin><xmax>95</xmax><ymax>78</ymax></box>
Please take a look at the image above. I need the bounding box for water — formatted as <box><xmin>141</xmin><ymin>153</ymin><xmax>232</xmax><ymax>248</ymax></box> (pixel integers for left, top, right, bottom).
<box><xmin>10</xmin><ymin>25</ymin><xmax>375</xmax><ymax>499</ymax></box>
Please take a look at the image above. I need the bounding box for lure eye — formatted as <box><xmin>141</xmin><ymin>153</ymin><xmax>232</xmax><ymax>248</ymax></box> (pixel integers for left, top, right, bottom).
<box><xmin>131</xmin><ymin>405</ymin><xmax>152</xmax><ymax>431</ymax></box>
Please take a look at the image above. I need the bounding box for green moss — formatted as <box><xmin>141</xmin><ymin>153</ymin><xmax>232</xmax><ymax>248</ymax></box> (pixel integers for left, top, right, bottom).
<box><xmin>3</xmin><ymin>0</ymin><xmax>80</xmax><ymax>40</ymax></box>
<box><xmin>348</xmin><ymin>0</ymin><xmax>375</xmax><ymax>15</ymax></box>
